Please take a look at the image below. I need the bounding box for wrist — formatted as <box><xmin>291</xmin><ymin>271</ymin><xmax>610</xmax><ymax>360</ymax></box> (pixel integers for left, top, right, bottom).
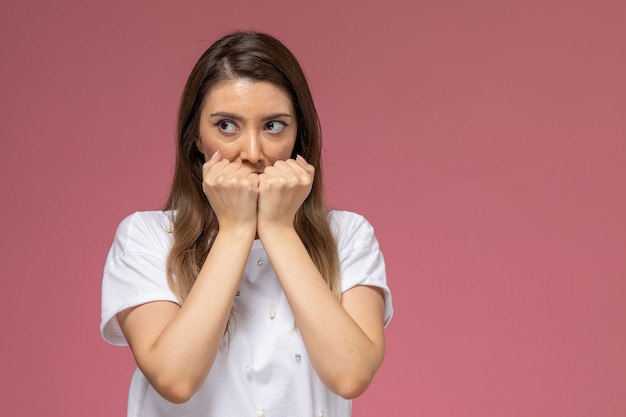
<box><xmin>216</xmin><ymin>223</ymin><xmax>257</xmax><ymax>242</ymax></box>
<box><xmin>257</xmin><ymin>222</ymin><xmax>298</xmax><ymax>242</ymax></box>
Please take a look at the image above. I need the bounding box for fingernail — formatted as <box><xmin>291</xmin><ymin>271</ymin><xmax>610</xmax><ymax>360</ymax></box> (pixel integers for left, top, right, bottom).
<box><xmin>296</xmin><ymin>154</ymin><xmax>306</xmax><ymax>163</ymax></box>
<box><xmin>210</xmin><ymin>150</ymin><xmax>220</xmax><ymax>160</ymax></box>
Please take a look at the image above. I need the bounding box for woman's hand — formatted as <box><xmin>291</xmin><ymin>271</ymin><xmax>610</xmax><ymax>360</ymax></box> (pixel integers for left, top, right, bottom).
<box><xmin>257</xmin><ymin>155</ymin><xmax>314</xmax><ymax>236</ymax></box>
<box><xmin>202</xmin><ymin>151</ymin><xmax>259</xmax><ymax>236</ymax></box>
<box><xmin>118</xmin><ymin>151</ymin><xmax>262</xmax><ymax>404</ymax></box>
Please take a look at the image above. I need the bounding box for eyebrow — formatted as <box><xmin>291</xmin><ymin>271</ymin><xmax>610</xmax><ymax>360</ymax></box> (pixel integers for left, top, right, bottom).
<box><xmin>209</xmin><ymin>112</ymin><xmax>293</xmax><ymax>122</ymax></box>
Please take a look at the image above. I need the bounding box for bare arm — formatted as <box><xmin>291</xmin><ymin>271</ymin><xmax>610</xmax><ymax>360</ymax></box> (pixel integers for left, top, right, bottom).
<box><xmin>117</xmin><ymin>152</ymin><xmax>258</xmax><ymax>403</ymax></box>
<box><xmin>260</xmin><ymin>228</ymin><xmax>385</xmax><ymax>399</ymax></box>
<box><xmin>257</xmin><ymin>157</ymin><xmax>386</xmax><ymax>398</ymax></box>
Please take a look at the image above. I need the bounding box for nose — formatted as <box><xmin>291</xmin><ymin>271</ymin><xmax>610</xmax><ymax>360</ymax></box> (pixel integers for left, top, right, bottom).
<box><xmin>240</xmin><ymin>131</ymin><xmax>263</xmax><ymax>165</ymax></box>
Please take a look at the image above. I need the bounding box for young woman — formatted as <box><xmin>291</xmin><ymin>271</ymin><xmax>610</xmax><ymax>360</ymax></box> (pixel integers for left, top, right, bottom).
<box><xmin>101</xmin><ymin>31</ymin><xmax>393</xmax><ymax>417</ymax></box>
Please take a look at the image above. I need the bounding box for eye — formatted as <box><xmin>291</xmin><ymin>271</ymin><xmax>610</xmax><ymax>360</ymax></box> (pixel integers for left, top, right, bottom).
<box><xmin>265</xmin><ymin>121</ymin><xmax>287</xmax><ymax>133</ymax></box>
<box><xmin>214</xmin><ymin>120</ymin><xmax>238</xmax><ymax>133</ymax></box>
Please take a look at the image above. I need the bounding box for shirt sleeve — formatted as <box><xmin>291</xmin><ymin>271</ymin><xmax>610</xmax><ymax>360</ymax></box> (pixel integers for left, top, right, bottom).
<box><xmin>332</xmin><ymin>211</ymin><xmax>393</xmax><ymax>327</ymax></box>
<box><xmin>100</xmin><ymin>212</ymin><xmax>179</xmax><ymax>346</ymax></box>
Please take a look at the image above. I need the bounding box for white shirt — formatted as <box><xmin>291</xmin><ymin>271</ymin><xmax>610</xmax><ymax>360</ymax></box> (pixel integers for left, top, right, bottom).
<box><xmin>101</xmin><ymin>210</ymin><xmax>392</xmax><ymax>417</ymax></box>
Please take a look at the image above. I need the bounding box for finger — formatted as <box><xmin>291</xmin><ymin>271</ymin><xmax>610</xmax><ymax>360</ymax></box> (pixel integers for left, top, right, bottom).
<box><xmin>202</xmin><ymin>150</ymin><xmax>224</xmax><ymax>176</ymax></box>
<box><xmin>261</xmin><ymin>163</ymin><xmax>284</xmax><ymax>177</ymax></box>
<box><xmin>266</xmin><ymin>159</ymin><xmax>305</xmax><ymax>176</ymax></box>
<box><xmin>261</xmin><ymin>164</ymin><xmax>298</xmax><ymax>185</ymax></box>
<box><xmin>295</xmin><ymin>155</ymin><xmax>315</xmax><ymax>175</ymax></box>
<box><xmin>286</xmin><ymin>158</ymin><xmax>314</xmax><ymax>183</ymax></box>
<box><xmin>207</xmin><ymin>162</ymin><xmax>253</xmax><ymax>188</ymax></box>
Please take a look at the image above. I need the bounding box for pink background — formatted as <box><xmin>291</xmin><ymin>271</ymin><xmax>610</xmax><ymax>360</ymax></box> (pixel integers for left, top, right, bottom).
<box><xmin>1</xmin><ymin>0</ymin><xmax>624</xmax><ymax>416</ymax></box>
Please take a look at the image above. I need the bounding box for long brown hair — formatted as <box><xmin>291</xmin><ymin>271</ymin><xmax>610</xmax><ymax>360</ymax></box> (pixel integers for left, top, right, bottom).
<box><xmin>164</xmin><ymin>31</ymin><xmax>339</xmax><ymax>302</ymax></box>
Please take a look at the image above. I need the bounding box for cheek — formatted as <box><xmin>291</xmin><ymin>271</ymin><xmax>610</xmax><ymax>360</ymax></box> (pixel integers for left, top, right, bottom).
<box><xmin>196</xmin><ymin>128</ymin><xmax>213</xmax><ymax>155</ymax></box>
<box><xmin>278</xmin><ymin>135</ymin><xmax>298</xmax><ymax>159</ymax></box>
<box><xmin>270</xmin><ymin>143</ymin><xmax>296</xmax><ymax>162</ymax></box>
<box><xmin>281</xmin><ymin>143</ymin><xmax>296</xmax><ymax>158</ymax></box>
<box><xmin>197</xmin><ymin>131</ymin><xmax>229</xmax><ymax>159</ymax></box>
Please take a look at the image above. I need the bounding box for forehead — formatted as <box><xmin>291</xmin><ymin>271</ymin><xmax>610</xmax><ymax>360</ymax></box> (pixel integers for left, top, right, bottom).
<box><xmin>202</xmin><ymin>78</ymin><xmax>294</xmax><ymax>114</ymax></box>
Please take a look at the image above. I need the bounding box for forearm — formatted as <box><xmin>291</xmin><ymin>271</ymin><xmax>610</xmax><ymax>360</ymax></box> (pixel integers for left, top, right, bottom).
<box><xmin>258</xmin><ymin>226</ymin><xmax>385</xmax><ymax>398</ymax></box>
<box><xmin>123</xmin><ymin>228</ymin><xmax>255</xmax><ymax>402</ymax></box>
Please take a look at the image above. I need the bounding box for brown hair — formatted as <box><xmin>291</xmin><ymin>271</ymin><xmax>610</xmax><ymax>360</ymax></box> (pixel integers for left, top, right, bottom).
<box><xmin>164</xmin><ymin>31</ymin><xmax>339</xmax><ymax>302</ymax></box>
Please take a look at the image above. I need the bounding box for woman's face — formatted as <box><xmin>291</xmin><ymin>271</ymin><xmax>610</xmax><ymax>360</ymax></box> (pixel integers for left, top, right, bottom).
<box><xmin>196</xmin><ymin>78</ymin><xmax>298</xmax><ymax>172</ymax></box>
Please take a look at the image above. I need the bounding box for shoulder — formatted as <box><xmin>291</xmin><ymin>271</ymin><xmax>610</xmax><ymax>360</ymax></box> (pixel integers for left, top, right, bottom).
<box><xmin>101</xmin><ymin>211</ymin><xmax>178</xmax><ymax>345</ymax></box>
<box><xmin>328</xmin><ymin>209</ymin><xmax>367</xmax><ymax>225</ymax></box>
<box><xmin>116</xmin><ymin>210</ymin><xmax>173</xmax><ymax>234</ymax></box>
<box><xmin>107</xmin><ymin>211</ymin><xmax>174</xmax><ymax>261</ymax></box>
<box><xmin>328</xmin><ymin>209</ymin><xmax>379</xmax><ymax>249</ymax></box>
<box><xmin>328</xmin><ymin>209</ymin><xmax>372</xmax><ymax>232</ymax></box>
<box><xmin>328</xmin><ymin>210</ymin><xmax>393</xmax><ymax>325</ymax></box>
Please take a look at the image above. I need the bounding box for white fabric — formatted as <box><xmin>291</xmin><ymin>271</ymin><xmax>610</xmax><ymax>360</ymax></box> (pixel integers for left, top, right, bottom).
<box><xmin>100</xmin><ymin>210</ymin><xmax>392</xmax><ymax>417</ymax></box>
